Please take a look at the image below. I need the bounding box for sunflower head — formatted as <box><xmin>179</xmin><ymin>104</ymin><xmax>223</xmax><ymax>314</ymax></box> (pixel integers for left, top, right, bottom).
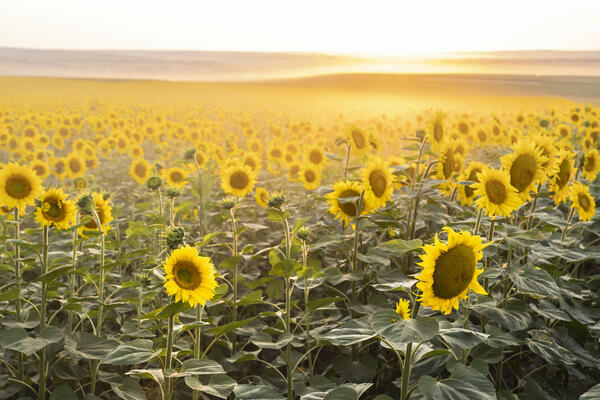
<box><xmin>164</xmin><ymin>245</ymin><xmax>218</xmax><ymax>308</ymax></box>
<box><xmin>221</xmin><ymin>164</ymin><xmax>256</xmax><ymax>198</ymax></box>
<box><xmin>458</xmin><ymin>161</ymin><xmax>486</xmax><ymax>206</ymax></box>
<box><xmin>78</xmin><ymin>193</ymin><xmax>113</xmax><ymax>236</ymax></box>
<box><xmin>360</xmin><ymin>156</ymin><xmax>394</xmax><ymax>210</ymax></box>
<box><xmin>300</xmin><ymin>166</ymin><xmax>321</xmax><ymax>191</ymax></box>
<box><xmin>255</xmin><ymin>187</ymin><xmax>269</xmax><ymax>208</ymax></box>
<box><xmin>471</xmin><ymin>167</ymin><xmax>523</xmax><ymax>218</ymax></box>
<box><xmin>569</xmin><ymin>181</ymin><xmax>595</xmax><ymax>222</ymax></box>
<box><xmin>130</xmin><ymin>158</ymin><xmax>152</xmax><ymax>185</ymax></box>
<box><xmin>550</xmin><ymin>150</ymin><xmax>575</xmax><ymax>204</ymax></box>
<box><xmin>426</xmin><ymin>112</ymin><xmax>446</xmax><ymax>149</ymax></box>
<box><xmin>346</xmin><ymin>125</ymin><xmax>369</xmax><ymax>157</ymax></box>
<box><xmin>416</xmin><ymin>227</ymin><xmax>488</xmax><ymax>315</ymax></box>
<box><xmin>0</xmin><ymin>162</ymin><xmax>43</xmax><ymax>212</ymax></box>
<box><xmin>326</xmin><ymin>181</ymin><xmax>372</xmax><ymax>227</ymax></box>
<box><xmin>35</xmin><ymin>188</ymin><xmax>77</xmax><ymax>230</ymax></box>
<box><xmin>581</xmin><ymin>149</ymin><xmax>600</xmax><ymax>182</ymax></box>
<box><xmin>500</xmin><ymin>140</ymin><xmax>548</xmax><ymax>200</ymax></box>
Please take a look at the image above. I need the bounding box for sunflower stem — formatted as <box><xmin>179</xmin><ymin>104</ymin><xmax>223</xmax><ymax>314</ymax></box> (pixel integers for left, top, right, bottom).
<box><xmin>39</xmin><ymin>225</ymin><xmax>49</xmax><ymax>400</ymax></box>
<box><xmin>473</xmin><ymin>208</ymin><xmax>484</xmax><ymax>236</ymax></box>
<box><xmin>301</xmin><ymin>240</ymin><xmax>313</xmax><ymax>380</ymax></box>
<box><xmin>561</xmin><ymin>208</ymin><xmax>575</xmax><ymax>242</ymax></box>
<box><xmin>344</xmin><ymin>143</ymin><xmax>352</xmax><ymax>182</ymax></box>
<box><xmin>526</xmin><ymin>183</ymin><xmax>541</xmax><ymax>230</ymax></box>
<box><xmin>13</xmin><ymin>208</ymin><xmax>24</xmax><ymax>390</ymax></box>
<box><xmin>68</xmin><ymin>213</ymin><xmax>79</xmax><ymax>334</ymax></box>
<box><xmin>481</xmin><ymin>219</ymin><xmax>495</xmax><ymax>333</ymax></box>
<box><xmin>400</xmin><ymin>301</ymin><xmax>421</xmax><ymax>400</ymax></box>
<box><xmin>281</xmin><ymin>216</ymin><xmax>294</xmax><ymax>400</ymax></box>
<box><xmin>192</xmin><ymin>305</ymin><xmax>204</xmax><ymax>400</ymax></box>
<box><xmin>165</xmin><ymin>314</ymin><xmax>175</xmax><ymax>400</ymax></box>
<box><xmin>230</xmin><ymin>207</ymin><xmax>239</xmax><ymax>354</ymax></box>
<box><xmin>90</xmin><ymin>209</ymin><xmax>105</xmax><ymax>396</ymax></box>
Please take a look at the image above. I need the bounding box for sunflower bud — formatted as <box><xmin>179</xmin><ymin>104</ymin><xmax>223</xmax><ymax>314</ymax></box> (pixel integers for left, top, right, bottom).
<box><xmin>74</xmin><ymin>177</ymin><xmax>87</xmax><ymax>191</ymax></box>
<box><xmin>136</xmin><ymin>271</ymin><xmax>152</xmax><ymax>286</ymax></box>
<box><xmin>221</xmin><ymin>197</ymin><xmax>236</xmax><ymax>210</ymax></box>
<box><xmin>295</xmin><ymin>227</ymin><xmax>310</xmax><ymax>241</ymax></box>
<box><xmin>166</xmin><ymin>187</ymin><xmax>180</xmax><ymax>199</ymax></box>
<box><xmin>184</xmin><ymin>149</ymin><xmax>196</xmax><ymax>161</ymax></box>
<box><xmin>76</xmin><ymin>194</ymin><xmax>95</xmax><ymax>214</ymax></box>
<box><xmin>102</xmin><ymin>193</ymin><xmax>110</xmax><ymax>201</ymax></box>
<box><xmin>146</xmin><ymin>176</ymin><xmax>162</xmax><ymax>191</ymax></box>
<box><xmin>267</xmin><ymin>192</ymin><xmax>286</xmax><ymax>210</ymax></box>
<box><xmin>165</xmin><ymin>226</ymin><xmax>185</xmax><ymax>250</ymax></box>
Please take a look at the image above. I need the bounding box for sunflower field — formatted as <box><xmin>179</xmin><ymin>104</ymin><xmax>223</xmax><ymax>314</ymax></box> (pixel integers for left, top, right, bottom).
<box><xmin>0</xmin><ymin>79</ymin><xmax>599</xmax><ymax>400</ymax></box>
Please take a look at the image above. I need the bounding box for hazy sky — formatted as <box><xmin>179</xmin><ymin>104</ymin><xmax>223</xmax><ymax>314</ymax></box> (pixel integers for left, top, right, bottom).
<box><xmin>1</xmin><ymin>1</ymin><xmax>599</xmax><ymax>55</ymax></box>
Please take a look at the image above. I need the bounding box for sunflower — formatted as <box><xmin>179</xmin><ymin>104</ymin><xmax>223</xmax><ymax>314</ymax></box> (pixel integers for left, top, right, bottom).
<box><xmin>534</xmin><ymin>135</ymin><xmax>559</xmax><ymax>176</ymax></box>
<box><xmin>395</xmin><ymin>299</ymin><xmax>411</xmax><ymax>320</ymax></box>
<box><xmin>164</xmin><ymin>245</ymin><xmax>218</xmax><ymax>308</ymax></box>
<box><xmin>474</xmin><ymin>125</ymin><xmax>490</xmax><ymax>146</ymax></box>
<box><xmin>221</xmin><ymin>164</ymin><xmax>256</xmax><ymax>198</ymax></box>
<box><xmin>166</xmin><ymin>167</ymin><xmax>188</xmax><ymax>189</ymax></box>
<box><xmin>471</xmin><ymin>167</ymin><xmax>523</xmax><ymax>218</ymax></box>
<box><xmin>326</xmin><ymin>180</ymin><xmax>372</xmax><ymax>227</ymax></box>
<box><xmin>242</xmin><ymin>153</ymin><xmax>261</xmax><ymax>174</ymax></box>
<box><xmin>255</xmin><ymin>187</ymin><xmax>269</xmax><ymax>208</ymax></box>
<box><xmin>581</xmin><ymin>149</ymin><xmax>600</xmax><ymax>182</ymax></box>
<box><xmin>300</xmin><ymin>166</ymin><xmax>321</xmax><ymax>191</ymax></box>
<box><xmin>65</xmin><ymin>153</ymin><xmax>87</xmax><ymax>179</ymax></box>
<box><xmin>458</xmin><ymin>161</ymin><xmax>486</xmax><ymax>206</ymax></box>
<box><xmin>129</xmin><ymin>158</ymin><xmax>152</xmax><ymax>185</ymax></box>
<box><xmin>360</xmin><ymin>156</ymin><xmax>394</xmax><ymax>209</ymax></box>
<box><xmin>51</xmin><ymin>157</ymin><xmax>68</xmax><ymax>181</ymax></box>
<box><xmin>425</xmin><ymin>112</ymin><xmax>446</xmax><ymax>150</ymax></box>
<box><xmin>500</xmin><ymin>140</ymin><xmax>548</xmax><ymax>200</ymax></box>
<box><xmin>555</xmin><ymin>123</ymin><xmax>571</xmax><ymax>140</ymax></box>
<box><xmin>416</xmin><ymin>227</ymin><xmax>488</xmax><ymax>315</ymax></box>
<box><xmin>78</xmin><ymin>193</ymin><xmax>113</xmax><ymax>236</ymax></box>
<box><xmin>0</xmin><ymin>163</ymin><xmax>43</xmax><ymax>212</ymax></box>
<box><xmin>305</xmin><ymin>145</ymin><xmax>327</xmax><ymax>170</ymax></box>
<box><xmin>347</xmin><ymin>125</ymin><xmax>369</xmax><ymax>157</ymax></box>
<box><xmin>287</xmin><ymin>162</ymin><xmax>301</xmax><ymax>182</ymax></box>
<box><xmin>30</xmin><ymin>160</ymin><xmax>50</xmax><ymax>180</ymax></box>
<box><xmin>569</xmin><ymin>181</ymin><xmax>595</xmax><ymax>222</ymax></box>
<box><xmin>35</xmin><ymin>188</ymin><xmax>77</xmax><ymax>230</ymax></box>
<box><xmin>550</xmin><ymin>150</ymin><xmax>575</xmax><ymax>204</ymax></box>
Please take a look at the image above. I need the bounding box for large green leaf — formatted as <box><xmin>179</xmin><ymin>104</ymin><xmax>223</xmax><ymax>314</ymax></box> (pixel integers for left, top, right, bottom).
<box><xmin>0</xmin><ymin>326</ymin><xmax>63</xmax><ymax>356</ymax></box>
<box><xmin>49</xmin><ymin>384</ymin><xmax>77</xmax><ymax>400</ymax></box>
<box><xmin>110</xmin><ymin>377</ymin><xmax>146</xmax><ymax>400</ymax></box>
<box><xmin>185</xmin><ymin>375</ymin><xmax>236</xmax><ymax>399</ymax></box>
<box><xmin>418</xmin><ymin>363</ymin><xmax>496</xmax><ymax>400</ymax></box>
<box><xmin>370</xmin><ymin>310</ymin><xmax>439</xmax><ymax>347</ymax></box>
<box><xmin>168</xmin><ymin>359</ymin><xmax>225</xmax><ymax>377</ymax></box>
<box><xmin>250</xmin><ymin>332</ymin><xmax>294</xmax><ymax>350</ymax></box>
<box><xmin>320</xmin><ymin>320</ymin><xmax>376</xmax><ymax>346</ymax></box>
<box><xmin>580</xmin><ymin>383</ymin><xmax>600</xmax><ymax>400</ymax></box>
<box><xmin>469</xmin><ymin>297</ymin><xmax>531</xmax><ymax>331</ymax></box>
<box><xmin>102</xmin><ymin>339</ymin><xmax>160</xmax><ymax>365</ymax></box>
<box><xmin>437</xmin><ymin>327</ymin><xmax>489</xmax><ymax>350</ymax></box>
<box><xmin>507</xmin><ymin>265</ymin><xmax>560</xmax><ymax>298</ymax></box>
<box><xmin>64</xmin><ymin>333</ymin><xmax>119</xmax><ymax>360</ymax></box>
<box><xmin>209</xmin><ymin>317</ymin><xmax>255</xmax><ymax>337</ymax></box>
<box><xmin>233</xmin><ymin>384</ymin><xmax>285</xmax><ymax>400</ymax></box>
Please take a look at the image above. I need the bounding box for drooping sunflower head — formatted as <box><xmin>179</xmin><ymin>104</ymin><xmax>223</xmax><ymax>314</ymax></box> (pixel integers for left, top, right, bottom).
<box><xmin>360</xmin><ymin>156</ymin><xmax>394</xmax><ymax>210</ymax></box>
<box><xmin>416</xmin><ymin>227</ymin><xmax>488</xmax><ymax>315</ymax></box>
<box><xmin>300</xmin><ymin>166</ymin><xmax>321</xmax><ymax>191</ymax></box>
<box><xmin>581</xmin><ymin>149</ymin><xmax>600</xmax><ymax>182</ymax></box>
<box><xmin>35</xmin><ymin>187</ymin><xmax>77</xmax><ymax>230</ymax></box>
<box><xmin>395</xmin><ymin>299</ymin><xmax>411</xmax><ymax>320</ymax></box>
<box><xmin>425</xmin><ymin>111</ymin><xmax>446</xmax><ymax>149</ymax></box>
<box><xmin>436</xmin><ymin>142</ymin><xmax>464</xmax><ymax>181</ymax></box>
<box><xmin>0</xmin><ymin>162</ymin><xmax>43</xmax><ymax>212</ymax></box>
<box><xmin>163</xmin><ymin>245</ymin><xmax>218</xmax><ymax>308</ymax></box>
<box><xmin>326</xmin><ymin>180</ymin><xmax>372</xmax><ymax>227</ymax></box>
<box><xmin>458</xmin><ymin>161</ymin><xmax>487</xmax><ymax>206</ymax></box>
<box><xmin>78</xmin><ymin>192</ymin><xmax>113</xmax><ymax>237</ymax></box>
<box><xmin>255</xmin><ymin>187</ymin><xmax>269</xmax><ymax>208</ymax></box>
<box><xmin>346</xmin><ymin>124</ymin><xmax>369</xmax><ymax>157</ymax></box>
<box><xmin>471</xmin><ymin>167</ymin><xmax>523</xmax><ymax>218</ymax></box>
<box><xmin>569</xmin><ymin>181</ymin><xmax>595</xmax><ymax>222</ymax></box>
<box><xmin>129</xmin><ymin>158</ymin><xmax>152</xmax><ymax>185</ymax></box>
<box><xmin>500</xmin><ymin>140</ymin><xmax>548</xmax><ymax>200</ymax></box>
<box><xmin>220</xmin><ymin>163</ymin><xmax>256</xmax><ymax>198</ymax></box>
<box><xmin>550</xmin><ymin>150</ymin><xmax>575</xmax><ymax>204</ymax></box>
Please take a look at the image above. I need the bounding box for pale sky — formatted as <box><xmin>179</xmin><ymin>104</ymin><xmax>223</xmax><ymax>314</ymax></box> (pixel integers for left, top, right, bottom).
<box><xmin>1</xmin><ymin>1</ymin><xmax>599</xmax><ymax>55</ymax></box>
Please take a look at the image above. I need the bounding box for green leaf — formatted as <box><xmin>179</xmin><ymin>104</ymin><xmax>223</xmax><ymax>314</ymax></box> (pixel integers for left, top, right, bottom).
<box><xmin>267</xmin><ymin>209</ymin><xmax>289</xmax><ymax>223</ymax></box>
<box><xmin>0</xmin><ymin>288</ymin><xmax>20</xmax><ymax>301</ymax></box>
<box><xmin>185</xmin><ymin>375</ymin><xmax>236</xmax><ymax>399</ymax></box>
<box><xmin>580</xmin><ymin>383</ymin><xmax>600</xmax><ymax>400</ymax></box>
<box><xmin>0</xmin><ymin>326</ymin><xmax>63</xmax><ymax>356</ymax></box>
<box><xmin>125</xmin><ymin>369</ymin><xmax>164</xmax><ymax>386</ymax></box>
<box><xmin>270</xmin><ymin>258</ymin><xmax>302</xmax><ymax>278</ymax></box>
<box><xmin>469</xmin><ymin>297</ymin><xmax>531</xmax><ymax>331</ymax></box>
<box><xmin>110</xmin><ymin>377</ymin><xmax>146</xmax><ymax>400</ymax></box>
<box><xmin>233</xmin><ymin>384</ymin><xmax>285</xmax><ymax>399</ymax></box>
<box><xmin>307</xmin><ymin>297</ymin><xmax>341</xmax><ymax>311</ymax></box>
<box><xmin>418</xmin><ymin>363</ymin><xmax>496</xmax><ymax>400</ymax></box>
<box><xmin>437</xmin><ymin>328</ymin><xmax>489</xmax><ymax>350</ymax></box>
<box><xmin>525</xmin><ymin>332</ymin><xmax>576</xmax><ymax>366</ymax></box>
<box><xmin>49</xmin><ymin>384</ymin><xmax>77</xmax><ymax>400</ymax></box>
<box><xmin>219</xmin><ymin>256</ymin><xmax>243</xmax><ymax>271</ymax></box>
<box><xmin>507</xmin><ymin>265</ymin><xmax>560</xmax><ymax>298</ymax></box>
<box><xmin>168</xmin><ymin>359</ymin><xmax>225</xmax><ymax>377</ymax></box>
<box><xmin>32</xmin><ymin>265</ymin><xmax>74</xmax><ymax>284</ymax></box>
<box><xmin>64</xmin><ymin>333</ymin><xmax>119</xmax><ymax>360</ymax></box>
<box><xmin>209</xmin><ymin>317</ymin><xmax>255</xmax><ymax>337</ymax></box>
<box><xmin>102</xmin><ymin>339</ymin><xmax>160</xmax><ymax>365</ymax></box>
<box><xmin>141</xmin><ymin>301</ymin><xmax>190</xmax><ymax>320</ymax></box>
<box><xmin>236</xmin><ymin>290</ymin><xmax>263</xmax><ymax>306</ymax></box>
<box><xmin>320</xmin><ymin>320</ymin><xmax>376</xmax><ymax>346</ymax></box>
<box><xmin>250</xmin><ymin>332</ymin><xmax>294</xmax><ymax>350</ymax></box>
<box><xmin>370</xmin><ymin>310</ymin><xmax>439</xmax><ymax>346</ymax></box>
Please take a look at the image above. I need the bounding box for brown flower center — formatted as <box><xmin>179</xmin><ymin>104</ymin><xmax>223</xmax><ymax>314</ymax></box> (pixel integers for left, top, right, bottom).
<box><xmin>5</xmin><ymin>175</ymin><xmax>32</xmax><ymax>199</ymax></box>
<box><xmin>578</xmin><ymin>193</ymin><xmax>591</xmax><ymax>211</ymax></box>
<box><xmin>230</xmin><ymin>171</ymin><xmax>249</xmax><ymax>190</ymax></box>
<box><xmin>134</xmin><ymin>163</ymin><xmax>147</xmax><ymax>178</ymax></box>
<box><xmin>509</xmin><ymin>154</ymin><xmax>537</xmax><ymax>192</ymax></box>
<box><xmin>369</xmin><ymin>169</ymin><xmax>388</xmax><ymax>197</ymax></box>
<box><xmin>172</xmin><ymin>261</ymin><xmax>202</xmax><ymax>290</ymax></box>
<box><xmin>485</xmin><ymin>179</ymin><xmax>507</xmax><ymax>204</ymax></box>
<box><xmin>351</xmin><ymin>129</ymin><xmax>366</xmax><ymax>149</ymax></box>
<box><xmin>304</xmin><ymin>169</ymin><xmax>316</xmax><ymax>183</ymax></box>
<box><xmin>432</xmin><ymin>244</ymin><xmax>476</xmax><ymax>299</ymax></box>
<box><xmin>338</xmin><ymin>189</ymin><xmax>361</xmax><ymax>217</ymax></box>
<box><xmin>557</xmin><ymin>159</ymin><xmax>571</xmax><ymax>189</ymax></box>
<box><xmin>309</xmin><ymin>150</ymin><xmax>323</xmax><ymax>165</ymax></box>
